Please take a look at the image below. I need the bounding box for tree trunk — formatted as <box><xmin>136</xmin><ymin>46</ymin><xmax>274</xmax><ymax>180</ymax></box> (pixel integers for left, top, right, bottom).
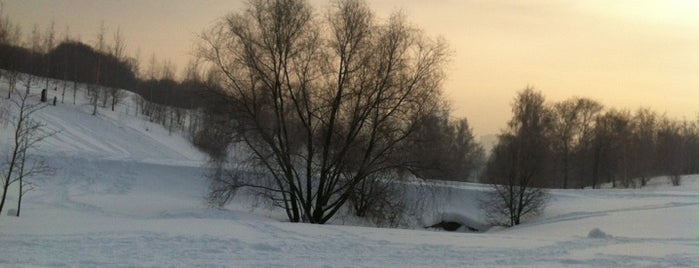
<box><xmin>562</xmin><ymin>151</ymin><xmax>569</xmax><ymax>189</ymax></box>
<box><xmin>0</xmin><ymin>137</ymin><xmax>19</xmax><ymax>216</ymax></box>
<box><xmin>73</xmin><ymin>81</ymin><xmax>77</xmax><ymax>105</ymax></box>
<box><xmin>592</xmin><ymin>148</ymin><xmax>600</xmax><ymax>189</ymax></box>
<box><xmin>16</xmin><ymin>190</ymin><xmax>21</xmax><ymax>217</ymax></box>
<box><xmin>0</xmin><ymin>182</ymin><xmax>9</xmax><ymax>215</ymax></box>
<box><xmin>61</xmin><ymin>77</ymin><xmax>67</xmax><ymax>103</ymax></box>
<box><xmin>6</xmin><ymin>76</ymin><xmax>11</xmax><ymax>99</ymax></box>
<box><xmin>16</xmin><ymin>156</ymin><xmax>25</xmax><ymax>217</ymax></box>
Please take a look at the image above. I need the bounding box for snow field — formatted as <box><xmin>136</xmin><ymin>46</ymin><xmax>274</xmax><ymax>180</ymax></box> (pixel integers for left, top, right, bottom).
<box><xmin>0</xmin><ymin>75</ymin><xmax>698</xmax><ymax>267</ymax></box>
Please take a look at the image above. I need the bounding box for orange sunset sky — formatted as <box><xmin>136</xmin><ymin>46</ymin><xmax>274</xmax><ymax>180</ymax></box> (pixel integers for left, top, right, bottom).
<box><xmin>4</xmin><ymin>0</ymin><xmax>698</xmax><ymax>136</ymax></box>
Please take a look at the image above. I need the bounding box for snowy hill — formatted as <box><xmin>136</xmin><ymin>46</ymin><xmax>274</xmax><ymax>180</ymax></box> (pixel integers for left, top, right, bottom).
<box><xmin>1</xmin><ymin>76</ymin><xmax>698</xmax><ymax>267</ymax></box>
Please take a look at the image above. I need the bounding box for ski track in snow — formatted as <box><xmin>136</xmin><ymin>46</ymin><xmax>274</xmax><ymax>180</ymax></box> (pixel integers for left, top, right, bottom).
<box><xmin>1</xmin><ymin>228</ymin><xmax>696</xmax><ymax>267</ymax></box>
<box><xmin>1</xmin><ymin>78</ymin><xmax>698</xmax><ymax>267</ymax></box>
<box><xmin>521</xmin><ymin>201</ymin><xmax>699</xmax><ymax>228</ymax></box>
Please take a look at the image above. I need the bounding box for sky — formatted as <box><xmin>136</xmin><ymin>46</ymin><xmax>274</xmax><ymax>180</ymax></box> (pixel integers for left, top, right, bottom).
<box><xmin>3</xmin><ymin>0</ymin><xmax>698</xmax><ymax>136</ymax></box>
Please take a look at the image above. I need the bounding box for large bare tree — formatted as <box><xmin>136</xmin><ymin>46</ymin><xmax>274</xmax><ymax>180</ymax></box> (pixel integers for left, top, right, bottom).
<box><xmin>200</xmin><ymin>0</ymin><xmax>447</xmax><ymax>223</ymax></box>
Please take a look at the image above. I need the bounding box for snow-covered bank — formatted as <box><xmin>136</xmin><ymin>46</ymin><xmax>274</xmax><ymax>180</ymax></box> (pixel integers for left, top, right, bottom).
<box><xmin>2</xmin><ymin>176</ymin><xmax>697</xmax><ymax>267</ymax></box>
<box><xmin>1</xmin><ymin>77</ymin><xmax>698</xmax><ymax>267</ymax></box>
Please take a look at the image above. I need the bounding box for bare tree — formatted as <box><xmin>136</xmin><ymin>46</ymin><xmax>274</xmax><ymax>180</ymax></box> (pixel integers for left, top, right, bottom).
<box><xmin>59</xmin><ymin>25</ymin><xmax>71</xmax><ymax>103</ymax></box>
<box><xmin>108</xmin><ymin>88</ymin><xmax>125</xmax><ymax>111</ymax></box>
<box><xmin>160</xmin><ymin>59</ymin><xmax>176</xmax><ymax>133</ymax></box>
<box><xmin>348</xmin><ymin>171</ymin><xmax>407</xmax><ymax>227</ymax></box>
<box><xmin>147</xmin><ymin>53</ymin><xmax>159</xmax><ymax>81</ymax></box>
<box><xmin>2</xmin><ymin>52</ymin><xmax>22</xmax><ymax>99</ymax></box>
<box><xmin>26</xmin><ymin>24</ymin><xmax>42</xmax><ymax>86</ymax></box>
<box><xmin>4</xmin><ymin>69</ymin><xmax>21</xmax><ymax>100</ymax></box>
<box><xmin>0</xmin><ymin>77</ymin><xmax>55</xmax><ymax>216</ymax></box>
<box><xmin>570</xmin><ymin>98</ymin><xmax>603</xmax><ymax>188</ymax></box>
<box><xmin>629</xmin><ymin>108</ymin><xmax>658</xmax><ymax>187</ymax></box>
<box><xmin>72</xmin><ymin>77</ymin><xmax>78</xmax><ymax>105</ymax></box>
<box><xmin>656</xmin><ymin>119</ymin><xmax>691</xmax><ymax>186</ymax></box>
<box><xmin>551</xmin><ymin>98</ymin><xmax>581</xmax><ymax>188</ymax></box>
<box><xmin>686</xmin><ymin>119</ymin><xmax>699</xmax><ymax>174</ymax></box>
<box><xmin>406</xmin><ymin>110</ymin><xmax>484</xmax><ymax>182</ymax></box>
<box><xmin>108</xmin><ymin>27</ymin><xmax>127</xmax><ymax>111</ymax></box>
<box><xmin>88</xmin><ymin>22</ymin><xmax>107</xmax><ymax>115</ymax></box>
<box><xmin>160</xmin><ymin>58</ymin><xmax>176</xmax><ymax>81</ymax></box>
<box><xmin>110</xmin><ymin>26</ymin><xmax>126</xmax><ymax>60</ymax></box>
<box><xmin>592</xmin><ymin>109</ymin><xmax>631</xmax><ymax>188</ymax></box>
<box><xmin>450</xmin><ymin>118</ymin><xmax>485</xmax><ymax>181</ymax></box>
<box><xmin>132</xmin><ymin>46</ymin><xmax>142</xmax><ymax>80</ymax></box>
<box><xmin>183</xmin><ymin>59</ymin><xmax>203</xmax><ymax>82</ymax></box>
<box><xmin>483</xmin><ymin>87</ymin><xmax>551</xmax><ymax>226</ymax></box>
<box><xmin>550</xmin><ymin>97</ymin><xmax>602</xmax><ymax>188</ymax></box>
<box><xmin>200</xmin><ymin>0</ymin><xmax>447</xmax><ymax>223</ymax></box>
<box><xmin>42</xmin><ymin>20</ymin><xmax>56</xmax><ymax>90</ymax></box>
<box><xmin>67</xmin><ymin>30</ymin><xmax>79</xmax><ymax>105</ymax></box>
<box><xmin>27</xmin><ymin>24</ymin><xmax>40</xmax><ymax>51</ymax></box>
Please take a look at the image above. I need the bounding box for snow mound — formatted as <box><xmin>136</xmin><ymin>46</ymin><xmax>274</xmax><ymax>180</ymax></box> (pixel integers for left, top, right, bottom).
<box><xmin>587</xmin><ymin>228</ymin><xmax>611</xmax><ymax>239</ymax></box>
<box><xmin>427</xmin><ymin>212</ymin><xmax>487</xmax><ymax>232</ymax></box>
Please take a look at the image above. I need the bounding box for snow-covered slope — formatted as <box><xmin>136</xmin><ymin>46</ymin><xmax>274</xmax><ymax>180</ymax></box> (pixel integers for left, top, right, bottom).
<box><xmin>1</xmin><ymin>77</ymin><xmax>697</xmax><ymax>267</ymax></box>
<box><xmin>37</xmin><ymin>96</ymin><xmax>204</xmax><ymax>166</ymax></box>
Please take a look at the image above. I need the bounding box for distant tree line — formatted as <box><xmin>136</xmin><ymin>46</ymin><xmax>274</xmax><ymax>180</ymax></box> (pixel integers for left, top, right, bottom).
<box><xmin>485</xmin><ymin>87</ymin><xmax>699</xmax><ymax>190</ymax></box>
<box><xmin>482</xmin><ymin>87</ymin><xmax>699</xmax><ymax>226</ymax></box>
<box><xmin>0</xmin><ymin>40</ymin><xmax>221</xmax><ymax>108</ymax></box>
<box><xmin>0</xmin><ymin>11</ymin><xmax>223</xmax><ymax>111</ymax></box>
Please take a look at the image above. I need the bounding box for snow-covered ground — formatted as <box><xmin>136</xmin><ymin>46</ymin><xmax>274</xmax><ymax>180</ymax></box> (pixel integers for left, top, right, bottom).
<box><xmin>1</xmin><ymin>76</ymin><xmax>697</xmax><ymax>267</ymax></box>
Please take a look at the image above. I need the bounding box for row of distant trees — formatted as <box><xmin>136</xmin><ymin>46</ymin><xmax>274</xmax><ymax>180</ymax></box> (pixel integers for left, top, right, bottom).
<box><xmin>486</xmin><ymin>87</ymin><xmax>699</xmax><ymax>190</ymax></box>
<box><xmin>0</xmin><ymin>16</ymin><xmax>136</xmax><ymax>111</ymax></box>
<box><xmin>482</xmin><ymin>87</ymin><xmax>699</xmax><ymax>226</ymax></box>
<box><xmin>0</xmin><ymin>10</ymin><xmax>219</xmax><ymax>112</ymax></box>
